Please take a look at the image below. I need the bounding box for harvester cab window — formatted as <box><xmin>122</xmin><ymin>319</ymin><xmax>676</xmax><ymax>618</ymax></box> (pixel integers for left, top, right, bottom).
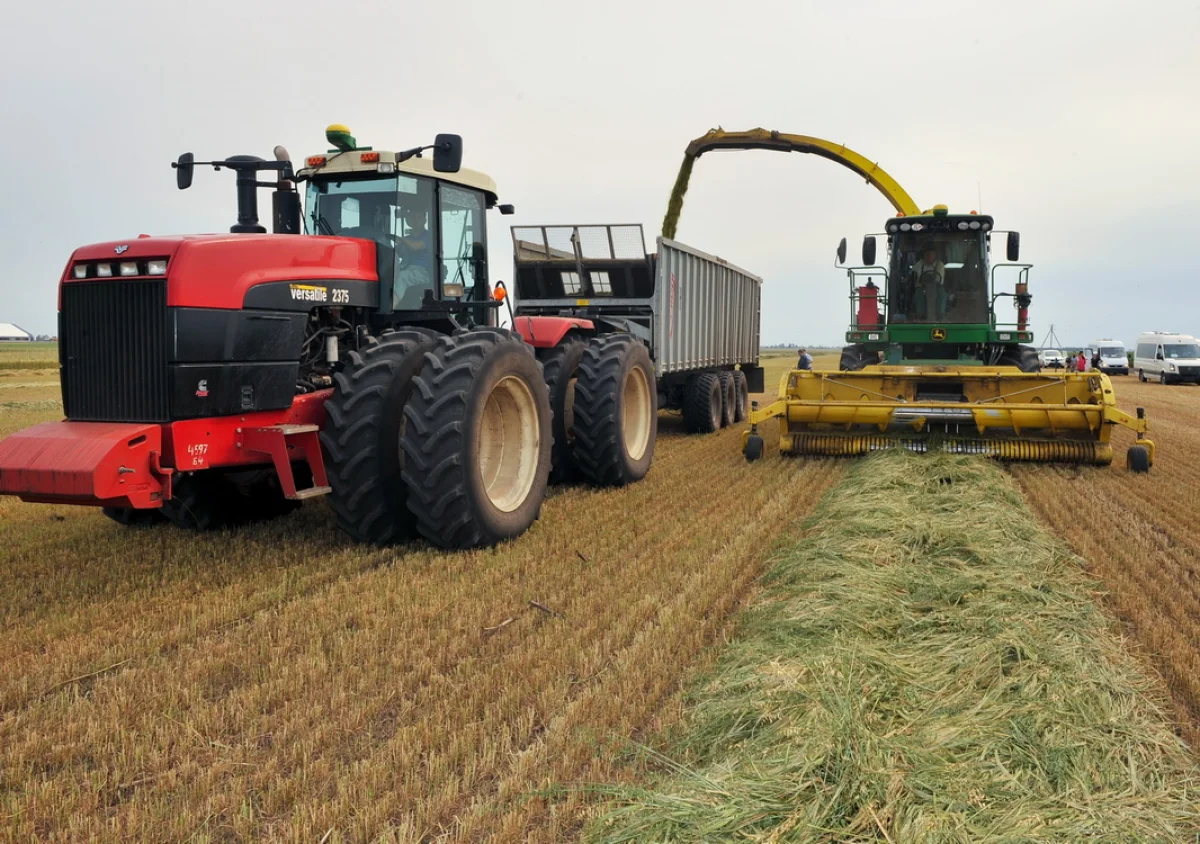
<box><xmin>439</xmin><ymin>186</ymin><xmax>485</xmax><ymax>300</ymax></box>
<box><xmin>888</xmin><ymin>230</ymin><xmax>987</xmax><ymax>325</ymax></box>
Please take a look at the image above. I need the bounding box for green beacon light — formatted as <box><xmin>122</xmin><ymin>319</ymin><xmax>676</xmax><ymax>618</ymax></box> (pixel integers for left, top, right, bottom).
<box><xmin>325</xmin><ymin>123</ymin><xmax>357</xmax><ymax>152</ymax></box>
<box><xmin>932</xmin><ymin>204</ymin><xmax>949</xmax><ymax>217</ymax></box>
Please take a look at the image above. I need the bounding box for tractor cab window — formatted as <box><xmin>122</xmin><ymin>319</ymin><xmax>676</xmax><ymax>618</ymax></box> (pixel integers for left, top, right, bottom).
<box><xmin>305</xmin><ymin>174</ymin><xmax>437</xmax><ymax>310</ymax></box>
<box><xmin>439</xmin><ymin>185</ymin><xmax>485</xmax><ymax>299</ymax></box>
<box><xmin>888</xmin><ymin>229</ymin><xmax>987</xmax><ymax>325</ymax></box>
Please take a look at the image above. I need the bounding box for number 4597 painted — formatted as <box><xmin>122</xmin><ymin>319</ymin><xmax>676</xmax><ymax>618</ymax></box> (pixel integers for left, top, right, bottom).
<box><xmin>186</xmin><ymin>443</ymin><xmax>209</xmax><ymax>467</ymax></box>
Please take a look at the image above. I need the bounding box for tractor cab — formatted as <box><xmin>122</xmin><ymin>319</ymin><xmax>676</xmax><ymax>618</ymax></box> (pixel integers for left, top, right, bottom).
<box><xmin>837</xmin><ymin>205</ymin><xmax>1033</xmax><ymax>367</ymax></box>
<box><xmin>295</xmin><ymin>125</ymin><xmax>514</xmax><ymax>315</ymax></box>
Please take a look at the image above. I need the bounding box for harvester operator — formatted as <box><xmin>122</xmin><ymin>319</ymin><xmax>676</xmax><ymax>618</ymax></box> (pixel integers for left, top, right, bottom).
<box><xmin>910</xmin><ymin>247</ymin><xmax>946</xmax><ymax>322</ymax></box>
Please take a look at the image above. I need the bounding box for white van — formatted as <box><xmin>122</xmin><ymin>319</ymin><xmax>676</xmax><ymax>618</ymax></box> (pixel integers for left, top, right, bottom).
<box><xmin>1134</xmin><ymin>332</ymin><xmax>1200</xmax><ymax>384</ymax></box>
<box><xmin>1089</xmin><ymin>339</ymin><xmax>1128</xmax><ymax>375</ymax></box>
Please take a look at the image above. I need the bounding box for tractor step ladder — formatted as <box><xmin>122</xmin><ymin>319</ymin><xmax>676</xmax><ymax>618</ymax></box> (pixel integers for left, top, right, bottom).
<box><xmin>240</xmin><ymin>423</ymin><xmax>332</xmax><ymax>500</ymax></box>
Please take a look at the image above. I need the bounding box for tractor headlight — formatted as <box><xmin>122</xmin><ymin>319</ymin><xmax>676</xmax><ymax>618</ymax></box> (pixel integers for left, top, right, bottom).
<box><xmin>957</xmin><ymin>221</ymin><xmax>969</xmax><ymax>230</ymax></box>
<box><xmin>119</xmin><ymin>262</ymin><xmax>139</xmax><ymax>276</ymax></box>
<box><xmin>969</xmin><ymin>221</ymin><xmax>981</xmax><ymax>230</ymax></box>
<box><xmin>910</xmin><ymin>223</ymin><xmax>924</xmax><ymax>231</ymax></box>
<box><xmin>899</xmin><ymin>223</ymin><xmax>911</xmax><ymax>232</ymax></box>
<box><xmin>981</xmin><ymin>221</ymin><xmax>991</xmax><ymax>231</ymax></box>
<box><xmin>888</xmin><ymin>224</ymin><xmax>899</xmax><ymax>233</ymax></box>
<box><xmin>376</xmin><ymin>162</ymin><xmax>396</xmax><ymax>174</ymax></box>
<box><xmin>146</xmin><ymin>259</ymin><xmax>168</xmax><ymax>275</ymax></box>
<box><xmin>443</xmin><ymin>283</ymin><xmax>466</xmax><ymax>298</ymax></box>
<box><xmin>95</xmin><ymin>263</ymin><xmax>113</xmax><ymax>277</ymax></box>
<box><xmin>72</xmin><ymin>264</ymin><xmax>88</xmax><ymax>279</ymax></box>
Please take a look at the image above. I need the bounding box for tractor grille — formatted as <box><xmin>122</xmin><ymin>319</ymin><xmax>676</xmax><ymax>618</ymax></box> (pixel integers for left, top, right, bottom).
<box><xmin>60</xmin><ymin>280</ymin><xmax>170</xmax><ymax>422</ymax></box>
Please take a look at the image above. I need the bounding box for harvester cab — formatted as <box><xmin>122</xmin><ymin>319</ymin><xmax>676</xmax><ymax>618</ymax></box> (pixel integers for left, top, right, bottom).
<box><xmin>837</xmin><ymin>206</ymin><xmax>1036</xmax><ymax>371</ymax></box>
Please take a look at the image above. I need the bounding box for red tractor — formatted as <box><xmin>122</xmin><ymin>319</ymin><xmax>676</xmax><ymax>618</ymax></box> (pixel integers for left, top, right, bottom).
<box><xmin>0</xmin><ymin>125</ymin><xmax>657</xmax><ymax>548</ymax></box>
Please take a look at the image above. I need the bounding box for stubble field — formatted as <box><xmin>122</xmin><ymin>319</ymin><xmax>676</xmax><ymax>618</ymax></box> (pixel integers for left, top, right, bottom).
<box><xmin>3</xmin><ymin>345</ymin><xmax>1200</xmax><ymax>841</ymax></box>
<box><xmin>0</xmin><ymin>346</ymin><xmax>839</xmax><ymax>841</ymax></box>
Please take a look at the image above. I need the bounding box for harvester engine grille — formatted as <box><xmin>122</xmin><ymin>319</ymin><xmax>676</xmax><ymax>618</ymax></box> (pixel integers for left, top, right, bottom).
<box><xmin>60</xmin><ymin>280</ymin><xmax>170</xmax><ymax>422</ymax></box>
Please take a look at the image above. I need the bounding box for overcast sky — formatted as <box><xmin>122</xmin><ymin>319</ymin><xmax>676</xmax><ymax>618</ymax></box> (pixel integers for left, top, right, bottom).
<box><xmin>2</xmin><ymin>0</ymin><xmax>1198</xmax><ymax>347</ymax></box>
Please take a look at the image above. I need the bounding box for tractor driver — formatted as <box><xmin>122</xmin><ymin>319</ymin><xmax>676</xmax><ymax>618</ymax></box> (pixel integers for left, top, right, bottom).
<box><xmin>393</xmin><ymin>204</ymin><xmax>434</xmax><ymax>309</ymax></box>
<box><xmin>910</xmin><ymin>247</ymin><xmax>946</xmax><ymax>322</ymax></box>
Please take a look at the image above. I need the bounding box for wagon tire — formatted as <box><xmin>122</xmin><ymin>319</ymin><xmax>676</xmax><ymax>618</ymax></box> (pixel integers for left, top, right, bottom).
<box><xmin>718</xmin><ymin>371</ymin><xmax>736</xmax><ymax>428</ymax></box>
<box><xmin>683</xmin><ymin>372</ymin><xmax>722</xmax><ymax>434</ymax></box>
<box><xmin>732</xmin><ymin>370</ymin><xmax>749</xmax><ymax>422</ymax></box>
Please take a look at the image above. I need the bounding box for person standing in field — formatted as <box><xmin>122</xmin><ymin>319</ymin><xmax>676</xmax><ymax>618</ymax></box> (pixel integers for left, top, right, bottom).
<box><xmin>1077</xmin><ymin>352</ymin><xmax>1087</xmax><ymax>372</ymax></box>
<box><xmin>797</xmin><ymin>348</ymin><xmax>813</xmax><ymax>370</ymax></box>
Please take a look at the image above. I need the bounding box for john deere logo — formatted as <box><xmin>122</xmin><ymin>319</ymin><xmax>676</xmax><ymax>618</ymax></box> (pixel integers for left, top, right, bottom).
<box><xmin>931</xmin><ymin>328</ymin><xmax>947</xmax><ymax>341</ymax></box>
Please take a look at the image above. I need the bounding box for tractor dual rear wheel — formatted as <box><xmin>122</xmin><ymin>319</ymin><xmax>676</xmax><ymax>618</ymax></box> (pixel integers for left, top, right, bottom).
<box><xmin>401</xmin><ymin>329</ymin><xmax>552</xmax><ymax>549</ymax></box>
<box><xmin>320</xmin><ymin>328</ymin><xmax>441</xmax><ymax>545</ymax></box>
<box><xmin>538</xmin><ymin>338</ymin><xmax>587</xmax><ymax>484</ymax></box>
<box><xmin>570</xmin><ymin>335</ymin><xmax>656</xmax><ymax>486</ymax></box>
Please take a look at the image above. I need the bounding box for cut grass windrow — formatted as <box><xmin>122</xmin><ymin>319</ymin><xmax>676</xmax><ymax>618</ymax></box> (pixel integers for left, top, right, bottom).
<box><xmin>587</xmin><ymin>451</ymin><xmax>1200</xmax><ymax>843</ymax></box>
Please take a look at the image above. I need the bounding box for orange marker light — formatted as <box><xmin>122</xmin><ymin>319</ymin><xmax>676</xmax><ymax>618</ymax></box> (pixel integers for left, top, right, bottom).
<box><xmin>493</xmin><ymin>287</ymin><xmax>507</xmax><ymax>302</ymax></box>
<box><xmin>360</xmin><ymin>152</ymin><xmax>380</xmax><ymax>163</ymax></box>
<box><xmin>306</xmin><ymin>156</ymin><xmax>327</xmax><ymax>167</ymax></box>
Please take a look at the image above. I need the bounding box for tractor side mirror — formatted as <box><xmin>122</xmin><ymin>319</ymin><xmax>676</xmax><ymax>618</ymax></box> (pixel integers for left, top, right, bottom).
<box><xmin>862</xmin><ymin>235</ymin><xmax>876</xmax><ymax>266</ymax></box>
<box><xmin>433</xmin><ymin>134</ymin><xmax>463</xmax><ymax>172</ymax></box>
<box><xmin>498</xmin><ymin>203</ymin><xmax>515</xmax><ymax>215</ymax></box>
<box><xmin>174</xmin><ymin>152</ymin><xmax>195</xmax><ymax>190</ymax></box>
<box><xmin>836</xmin><ymin>237</ymin><xmax>847</xmax><ymax>265</ymax></box>
<box><xmin>1007</xmin><ymin>231</ymin><xmax>1020</xmax><ymax>262</ymax></box>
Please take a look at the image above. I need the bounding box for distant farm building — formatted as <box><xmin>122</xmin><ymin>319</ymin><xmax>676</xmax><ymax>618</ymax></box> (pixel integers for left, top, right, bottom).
<box><xmin>0</xmin><ymin>323</ymin><xmax>33</xmax><ymax>342</ymax></box>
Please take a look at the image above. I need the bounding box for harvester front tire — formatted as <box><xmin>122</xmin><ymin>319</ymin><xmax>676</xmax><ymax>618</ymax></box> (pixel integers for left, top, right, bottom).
<box><xmin>320</xmin><ymin>329</ymin><xmax>440</xmax><ymax>545</ymax></box>
<box><xmin>1127</xmin><ymin>445</ymin><xmax>1151</xmax><ymax>473</ymax></box>
<box><xmin>683</xmin><ymin>372</ymin><xmax>722</xmax><ymax>434</ymax></box>
<box><xmin>401</xmin><ymin>330</ymin><xmax>552</xmax><ymax>549</ymax></box>
<box><xmin>718</xmin><ymin>371</ymin><xmax>736</xmax><ymax>428</ymax></box>
<box><xmin>998</xmin><ymin>345</ymin><xmax>1040</xmax><ymax>373</ymax></box>
<box><xmin>538</xmin><ymin>337</ymin><xmax>588</xmax><ymax>484</ymax></box>
<box><xmin>732</xmin><ymin>370</ymin><xmax>749</xmax><ymax>422</ymax></box>
<box><xmin>839</xmin><ymin>344</ymin><xmax>872</xmax><ymax>371</ymax></box>
<box><xmin>570</xmin><ymin>335</ymin><xmax>657</xmax><ymax>486</ymax></box>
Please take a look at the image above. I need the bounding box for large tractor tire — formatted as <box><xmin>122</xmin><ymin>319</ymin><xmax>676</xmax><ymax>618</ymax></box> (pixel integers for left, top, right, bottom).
<box><xmin>320</xmin><ymin>328</ymin><xmax>440</xmax><ymax>544</ymax></box>
<box><xmin>718</xmin><ymin>371</ymin><xmax>737</xmax><ymax>428</ymax></box>
<box><xmin>732</xmin><ymin>370</ymin><xmax>749</xmax><ymax>423</ymax></box>
<box><xmin>570</xmin><ymin>335</ymin><xmax>657</xmax><ymax>486</ymax></box>
<box><xmin>998</xmin><ymin>344</ymin><xmax>1041</xmax><ymax>373</ymax></box>
<box><xmin>537</xmin><ymin>337</ymin><xmax>588</xmax><ymax>484</ymax></box>
<box><xmin>683</xmin><ymin>372</ymin><xmax>723</xmax><ymax>434</ymax></box>
<box><xmin>400</xmin><ymin>329</ymin><xmax>552</xmax><ymax>549</ymax></box>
